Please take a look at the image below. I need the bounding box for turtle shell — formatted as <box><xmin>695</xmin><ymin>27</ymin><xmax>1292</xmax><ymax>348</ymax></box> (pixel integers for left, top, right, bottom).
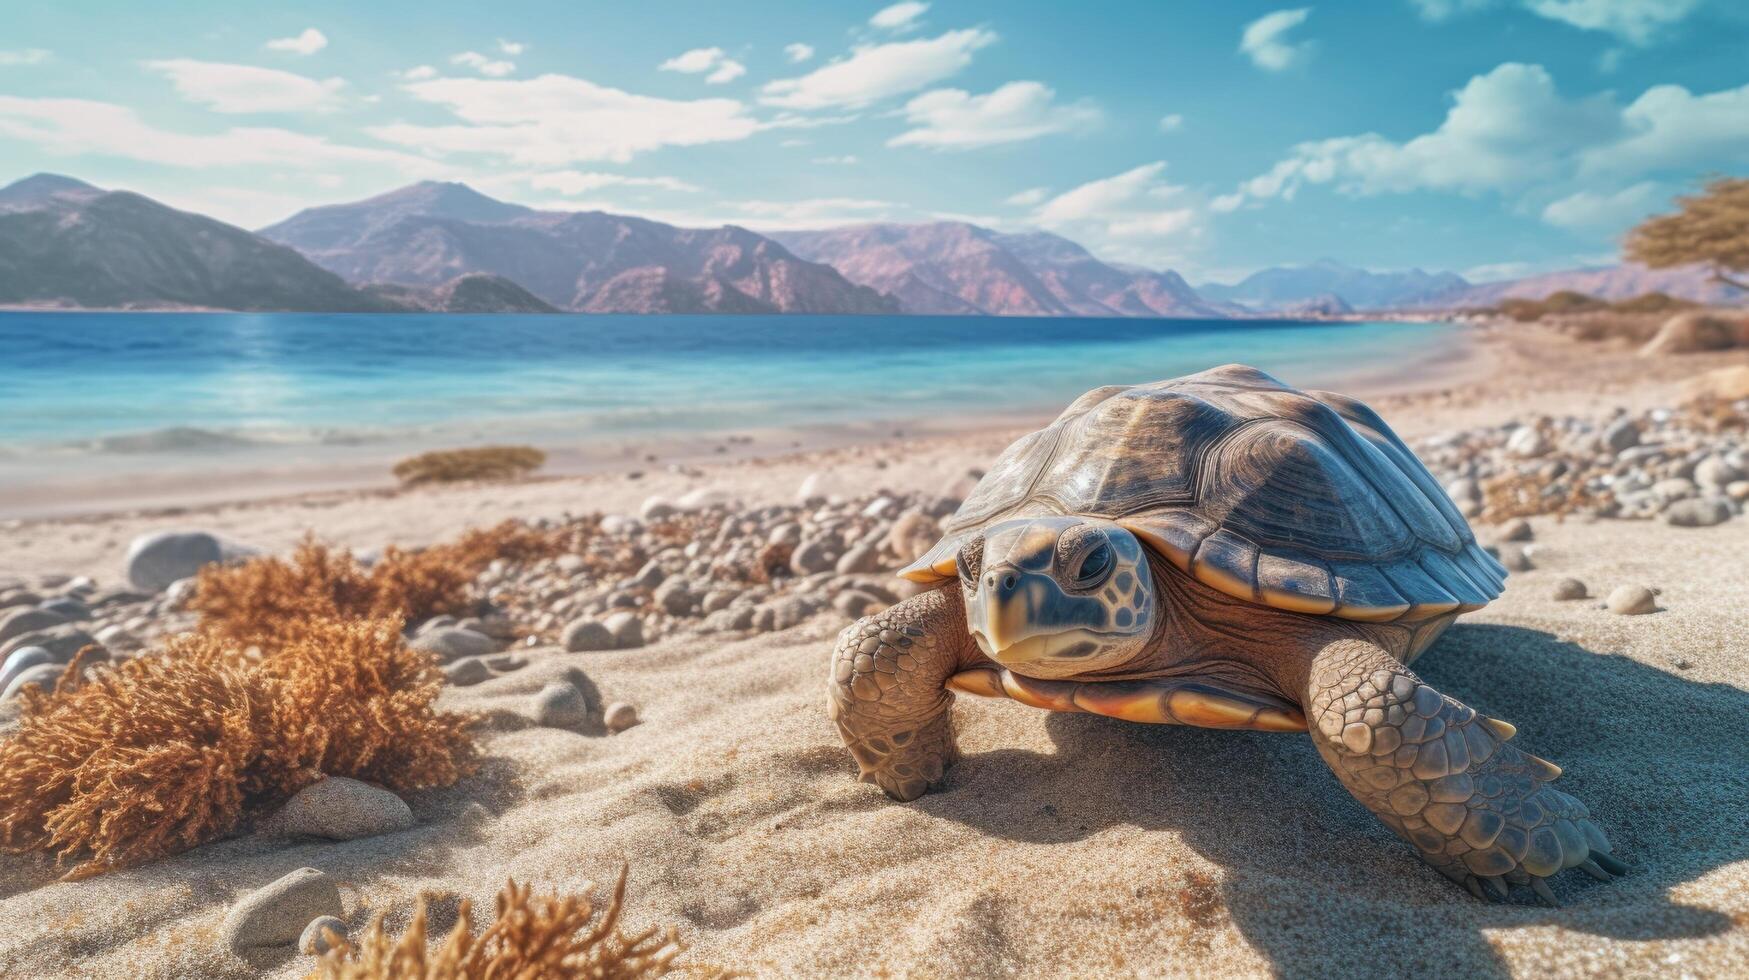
<box><xmin>902</xmin><ymin>364</ymin><xmax>1505</xmax><ymax>623</ymax></box>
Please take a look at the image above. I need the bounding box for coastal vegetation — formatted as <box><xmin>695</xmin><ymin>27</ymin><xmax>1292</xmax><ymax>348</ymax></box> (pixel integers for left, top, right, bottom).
<box><xmin>314</xmin><ymin>871</ymin><xmax>682</xmax><ymax>979</ymax></box>
<box><xmin>393</xmin><ymin>445</ymin><xmax>549</xmax><ymax>487</ymax></box>
<box><xmin>1628</xmin><ymin>177</ymin><xmax>1749</xmax><ymax>293</ymax></box>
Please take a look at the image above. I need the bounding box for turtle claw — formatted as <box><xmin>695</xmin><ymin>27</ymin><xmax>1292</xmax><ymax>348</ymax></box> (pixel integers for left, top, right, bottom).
<box><xmin>1592</xmin><ymin>851</ymin><xmax>1630</xmax><ymax>876</ymax></box>
<box><xmin>1578</xmin><ymin>858</ymin><xmax>1611</xmax><ymax>881</ymax></box>
<box><xmin>1465</xmin><ymin>876</ymin><xmax>1488</xmax><ymax>901</ymax></box>
<box><xmin>1484</xmin><ymin>875</ymin><xmax>1510</xmax><ymax>899</ymax></box>
<box><xmin>1531</xmin><ymin>877</ymin><xmax>1560</xmax><ymax>907</ymax></box>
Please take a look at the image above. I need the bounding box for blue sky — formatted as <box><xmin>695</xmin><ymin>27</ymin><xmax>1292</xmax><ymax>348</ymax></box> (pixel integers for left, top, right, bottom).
<box><xmin>1</xmin><ymin>0</ymin><xmax>1745</xmax><ymax>283</ymax></box>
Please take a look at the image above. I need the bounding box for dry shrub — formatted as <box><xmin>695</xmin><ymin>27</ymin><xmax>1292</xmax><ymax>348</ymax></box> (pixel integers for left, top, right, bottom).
<box><xmin>192</xmin><ymin>521</ymin><xmax>564</xmax><ymax>646</ymax></box>
<box><xmin>1479</xmin><ymin>470</ymin><xmax>1612</xmax><ymax>524</ymax></box>
<box><xmin>1612</xmin><ymin>291</ymin><xmax>1698</xmax><ymax>315</ymax></box>
<box><xmin>1498</xmin><ymin>290</ymin><xmax>1606</xmax><ymax>321</ymax></box>
<box><xmin>394</xmin><ymin>446</ymin><xmax>547</xmax><ymax>487</ymax></box>
<box><xmin>0</xmin><ymin>617</ymin><xmax>475</xmax><ymax>878</ymax></box>
<box><xmin>315</xmin><ymin>869</ymin><xmax>681</xmax><ymax>979</ymax></box>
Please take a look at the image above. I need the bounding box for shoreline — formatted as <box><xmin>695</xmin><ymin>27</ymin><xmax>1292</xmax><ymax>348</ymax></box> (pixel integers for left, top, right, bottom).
<box><xmin>0</xmin><ymin>318</ymin><xmax>1476</xmax><ymax>521</ymax></box>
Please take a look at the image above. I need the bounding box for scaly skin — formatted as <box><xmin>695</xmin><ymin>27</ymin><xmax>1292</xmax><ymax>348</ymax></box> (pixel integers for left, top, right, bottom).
<box><xmin>826</xmin><ymin>585</ymin><xmax>982</xmax><ymax>802</ymax></box>
<box><xmin>1305</xmin><ymin>638</ymin><xmax>1628</xmax><ymax>901</ymax></box>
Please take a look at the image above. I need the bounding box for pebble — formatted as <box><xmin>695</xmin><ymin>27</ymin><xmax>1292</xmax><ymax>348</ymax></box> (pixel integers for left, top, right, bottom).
<box><xmin>1606</xmin><ymin>584</ymin><xmax>1658</xmax><ymax>616</ymax></box>
<box><xmin>1694</xmin><ymin>456</ymin><xmax>1744</xmax><ymax>489</ymax></box>
<box><xmin>260</xmin><ymin>777</ymin><xmax>414</xmax><ymax>841</ymax></box>
<box><xmin>0</xmin><ymin>625</ymin><xmax>96</xmax><ymax>661</ymax></box>
<box><xmin>444</xmin><ymin>657</ymin><xmax>491</xmax><ymax>686</ymax></box>
<box><xmin>1600</xmin><ymin>417</ymin><xmax>1639</xmax><ymax>454</ymax></box>
<box><xmin>299</xmin><ymin>916</ymin><xmax>348</xmax><ymax>956</ymax></box>
<box><xmin>562</xmin><ymin>618</ymin><xmax>616</xmax><ymax>652</ymax></box>
<box><xmin>1663</xmin><ymin>497</ymin><xmax>1734</xmax><ymax>528</ymax></box>
<box><xmin>790</xmin><ymin>537</ymin><xmax>839</xmax><ymax>575</ymax></box>
<box><xmin>0</xmin><ymin>646</ymin><xmax>52</xmax><ymax>692</ymax></box>
<box><xmin>1498</xmin><ymin>547</ymin><xmax>1534</xmax><ymax>572</ymax></box>
<box><xmin>124</xmin><ymin>530</ymin><xmax>243</xmax><ymax>593</ymax></box>
<box><xmin>1</xmin><ymin>661</ymin><xmax>59</xmax><ymax>700</ymax></box>
<box><xmin>38</xmin><ymin>596</ymin><xmax>90</xmax><ymax>621</ymax></box>
<box><xmin>603</xmin><ymin>611</ymin><xmax>645</xmax><ymax>649</ymax></box>
<box><xmin>1499</xmin><ymin>519</ymin><xmax>1533</xmax><ymax>542</ymax></box>
<box><xmin>533</xmin><ymin>681</ymin><xmax>589</xmax><ymax>728</ymax></box>
<box><xmin>410</xmin><ymin>627</ymin><xmax>498</xmax><ymax>663</ymax></box>
<box><xmin>834</xmin><ymin>543</ymin><xmax>884</xmax><ymax>575</ymax></box>
<box><xmin>639</xmin><ymin>496</ymin><xmax>677</xmax><ymax>521</ymax></box>
<box><xmin>93</xmin><ymin>624</ymin><xmax>143</xmax><ymax>652</ymax></box>
<box><xmin>0</xmin><ymin>606</ymin><xmax>67</xmax><ymax>645</ymax></box>
<box><xmin>1505</xmin><ymin>427</ymin><xmax>1550</xmax><ymax>458</ymax></box>
<box><xmin>832</xmin><ymin>589</ymin><xmax>886</xmax><ymax>619</ymax></box>
<box><xmin>1551</xmin><ymin>578</ymin><xmax>1588</xmax><ymax>601</ymax></box>
<box><xmin>221</xmin><ymin>867</ymin><xmax>344</xmax><ymax>952</ymax></box>
<box><xmin>603</xmin><ymin>701</ymin><xmax>640</xmax><ymax>733</ymax></box>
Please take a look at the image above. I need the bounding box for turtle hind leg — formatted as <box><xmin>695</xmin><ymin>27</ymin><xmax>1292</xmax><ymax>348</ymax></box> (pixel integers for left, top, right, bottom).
<box><xmin>1304</xmin><ymin>638</ymin><xmax>1626</xmax><ymax>903</ymax></box>
<box><xmin>827</xmin><ymin>585</ymin><xmax>980</xmax><ymax>802</ymax></box>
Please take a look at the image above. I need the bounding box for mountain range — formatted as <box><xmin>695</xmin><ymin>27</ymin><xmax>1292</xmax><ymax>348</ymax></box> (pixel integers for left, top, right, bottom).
<box><xmin>1</xmin><ymin>172</ymin><xmax>1740</xmax><ymax>315</ymax></box>
<box><xmin>771</xmin><ymin>222</ymin><xmax>1232</xmax><ymax>318</ymax></box>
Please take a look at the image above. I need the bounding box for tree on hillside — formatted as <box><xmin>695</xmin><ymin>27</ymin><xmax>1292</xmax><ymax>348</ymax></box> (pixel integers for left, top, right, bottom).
<box><xmin>1626</xmin><ymin>177</ymin><xmax>1749</xmax><ymax>292</ymax></box>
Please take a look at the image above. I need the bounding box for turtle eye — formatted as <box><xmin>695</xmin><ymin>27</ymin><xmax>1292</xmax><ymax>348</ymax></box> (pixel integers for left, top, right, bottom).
<box><xmin>956</xmin><ymin>540</ymin><xmax>984</xmax><ymax>589</ymax></box>
<box><xmin>1073</xmin><ymin>541</ymin><xmax>1114</xmax><ymax>589</ymax></box>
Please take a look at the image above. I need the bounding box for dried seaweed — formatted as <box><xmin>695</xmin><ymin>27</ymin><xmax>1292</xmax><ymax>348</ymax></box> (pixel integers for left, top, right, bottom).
<box><xmin>393</xmin><ymin>446</ymin><xmax>547</xmax><ymax>487</ymax></box>
<box><xmin>314</xmin><ymin>868</ymin><xmax>682</xmax><ymax>979</ymax></box>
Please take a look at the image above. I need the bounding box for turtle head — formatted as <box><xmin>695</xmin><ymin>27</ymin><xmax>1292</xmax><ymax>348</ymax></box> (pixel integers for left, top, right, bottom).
<box><xmin>958</xmin><ymin>516</ymin><xmax>1156</xmax><ymax>678</ymax></box>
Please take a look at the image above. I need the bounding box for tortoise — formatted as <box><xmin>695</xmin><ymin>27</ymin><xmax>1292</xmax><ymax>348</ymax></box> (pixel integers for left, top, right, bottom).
<box><xmin>826</xmin><ymin>364</ymin><xmax>1626</xmax><ymax>902</ymax></box>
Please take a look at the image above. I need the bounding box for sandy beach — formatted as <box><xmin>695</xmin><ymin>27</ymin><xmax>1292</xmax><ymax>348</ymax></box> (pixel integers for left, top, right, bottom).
<box><xmin>2</xmin><ymin>320</ymin><xmax>1748</xmax><ymax>978</ymax></box>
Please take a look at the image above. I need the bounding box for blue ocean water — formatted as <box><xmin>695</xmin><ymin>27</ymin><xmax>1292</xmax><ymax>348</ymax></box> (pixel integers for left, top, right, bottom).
<box><xmin>0</xmin><ymin>312</ymin><xmax>1460</xmax><ymax>456</ymax></box>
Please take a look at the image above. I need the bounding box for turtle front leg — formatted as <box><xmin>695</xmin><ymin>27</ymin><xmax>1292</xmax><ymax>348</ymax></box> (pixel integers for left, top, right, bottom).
<box><xmin>1304</xmin><ymin>638</ymin><xmax>1627</xmax><ymax>902</ymax></box>
<box><xmin>827</xmin><ymin>585</ymin><xmax>981</xmax><ymax>802</ymax></box>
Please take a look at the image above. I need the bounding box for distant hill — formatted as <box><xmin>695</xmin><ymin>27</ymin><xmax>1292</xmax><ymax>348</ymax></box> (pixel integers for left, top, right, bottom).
<box><xmin>1278</xmin><ymin>292</ymin><xmax>1354</xmax><ymax>317</ymax></box>
<box><xmin>261</xmin><ymin>182</ymin><xmax>897</xmax><ymax>315</ymax></box>
<box><xmin>363</xmin><ymin>273</ymin><xmax>558</xmax><ymax>313</ymax></box>
<box><xmin>1199</xmin><ymin>258</ymin><xmax>1469</xmax><ymax>311</ymax></box>
<box><xmin>771</xmin><ymin>222</ymin><xmax>1230</xmax><ymax>317</ymax></box>
<box><xmin>0</xmin><ymin>175</ymin><xmax>392</xmax><ymax>312</ymax></box>
<box><xmin>1441</xmin><ymin>262</ymin><xmax>1745</xmax><ymax>307</ymax></box>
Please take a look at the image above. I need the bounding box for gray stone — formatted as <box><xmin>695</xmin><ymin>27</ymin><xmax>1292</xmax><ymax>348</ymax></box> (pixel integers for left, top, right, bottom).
<box><xmin>410</xmin><ymin>627</ymin><xmax>498</xmax><ymax>663</ymax></box>
<box><xmin>1499</xmin><ymin>519</ymin><xmax>1533</xmax><ymax>543</ymax></box>
<box><xmin>1651</xmin><ymin>477</ymin><xmax>1698</xmax><ymax>503</ymax></box>
<box><xmin>790</xmin><ymin>537</ymin><xmax>839</xmax><ymax>575</ymax></box>
<box><xmin>653</xmin><ymin>579</ymin><xmax>695</xmax><ymax>616</ymax></box>
<box><xmin>701</xmin><ymin>589</ymin><xmax>738</xmax><ymax>614</ymax></box>
<box><xmin>93</xmin><ymin>624</ymin><xmax>143</xmax><ymax>652</ymax></box>
<box><xmin>1</xmin><ymin>625</ymin><xmax>96</xmax><ymax>661</ymax></box>
<box><xmin>221</xmin><ymin>867</ymin><xmax>344</xmax><ymax>952</ymax></box>
<box><xmin>603</xmin><ymin>701</ymin><xmax>640</xmax><ymax>733</ymax></box>
<box><xmin>0</xmin><ymin>591</ymin><xmax>40</xmax><ymax>611</ymax></box>
<box><xmin>1600</xmin><ymin>417</ymin><xmax>1639</xmax><ymax>454</ymax></box>
<box><xmin>1498</xmin><ymin>547</ymin><xmax>1534</xmax><ymax>572</ymax></box>
<box><xmin>630</xmin><ymin>559</ymin><xmax>666</xmax><ymax>590</ymax></box>
<box><xmin>533</xmin><ymin>681</ymin><xmax>589</xmax><ymax>728</ymax></box>
<box><xmin>38</xmin><ymin>596</ymin><xmax>90</xmax><ymax>621</ymax></box>
<box><xmin>162</xmin><ymin>577</ymin><xmax>199</xmax><ymax>611</ymax></box>
<box><xmin>125</xmin><ymin>530</ymin><xmax>234</xmax><ymax>593</ymax></box>
<box><xmin>444</xmin><ymin>657</ymin><xmax>491</xmax><ymax>686</ymax></box>
<box><xmin>0</xmin><ymin>646</ymin><xmax>52</xmax><ymax>692</ymax></box>
<box><xmin>1727</xmin><ymin>480</ymin><xmax>1749</xmax><ymax>502</ymax></box>
<box><xmin>1664</xmin><ymin>496</ymin><xmax>1734</xmax><ymax>528</ymax></box>
<box><xmin>1606</xmin><ymin>585</ymin><xmax>1658</xmax><ymax>615</ymax></box>
<box><xmin>834</xmin><ymin>543</ymin><xmax>884</xmax><ymax>575</ymax></box>
<box><xmin>639</xmin><ymin>496</ymin><xmax>677</xmax><ymax>521</ymax></box>
<box><xmin>0</xmin><ymin>606</ymin><xmax>67</xmax><ymax>645</ymax></box>
<box><xmin>1505</xmin><ymin>426</ymin><xmax>1550</xmax><ymax>458</ymax></box>
<box><xmin>1694</xmin><ymin>456</ymin><xmax>1745</xmax><ymax>489</ymax></box>
<box><xmin>603</xmin><ymin>611</ymin><xmax>645</xmax><ymax>649</ymax></box>
<box><xmin>1</xmin><ymin>662</ymin><xmax>59</xmax><ymax>701</ymax></box>
<box><xmin>260</xmin><ymin>777</ymin><xmax>413</xmax><ymax>841</ymax></box>
<box><xmin>832</xmin><ymin>589</ymin><xmax>885</xmax><ymax>619</ymax></box>
<box><xmin>561</xmin><ymin>618</ymin><xmax>616</xmax><ymax>652</ymax></box>
<box><xmin>1551</xmin><ymin>578</ymin><xmax>1588</xmax><ymax>601</ymax></box>
<box><xmin>1443</xmin><ymin>477</ymin><xmax>1479</xmax><ymax>503</ymax></box>
<box><xmin>299</xmin><ymin>916</ymin><xmax>348</xmax><ymax>956</ymax></box>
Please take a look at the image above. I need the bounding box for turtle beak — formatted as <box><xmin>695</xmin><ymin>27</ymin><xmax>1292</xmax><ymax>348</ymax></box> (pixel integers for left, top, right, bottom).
<box><xmin>975</xmin><ymin>564</ymin><xmax>1036</xmax><ymax>656</ymax></box>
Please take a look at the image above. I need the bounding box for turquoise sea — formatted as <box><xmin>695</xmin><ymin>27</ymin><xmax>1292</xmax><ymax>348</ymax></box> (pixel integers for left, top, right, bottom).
<box><xmin>0</xmin><ymin>312</ymin><xmax>1463</xmax><ymax>510</ymax></box>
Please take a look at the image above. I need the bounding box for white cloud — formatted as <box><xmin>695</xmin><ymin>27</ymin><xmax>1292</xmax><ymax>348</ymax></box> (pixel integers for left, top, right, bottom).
<box><xmin>659</xmin><ymin>47</ymin><xmax>745</xmax><ymax>85</ymax></box>
<box><xmin>0</xmin><ymin>96</ymin><xmax>447</xmax><ymax>176</ymax></box>
<box><xmin>1540</xmin><ymin>181</ymin><xmax>1662</xmax><ymax>230</ymax></box>
<box><xmin>0</xmin><ymin>49</ymin><xmax>53</xmax><ymax>66</ymax></box>
<box><xmin>1006</xmin><ymin>187</ymin><xmax>1048</xmax><ymax>206</ymax></box>
<box><xmin>401</xmin><ymin>65</ymin><xmax>438</xmax><ymax>81</ymax></box>
<box><xmin>724</xmin><ymin>196</ymin><xmax>895</xmax><ymax>229</ymax></box>
<box><xmin>1159</xmin><ymin>113</ymin><xmax>1184</xmax><ymax>133</ymax></box>
<box><xmin>784</xmin><ymin>43</ymin><xmax>815</xmax><ymax>63</ymax></box>
<box><xmin>1026</xmin><ymin>163</ymin><xmax>1204</xmax><ymax>268</ymax></box>
<box><xmin>156</xmin><ymin>185</ymin><xmax>318</xmax><ymax>227</ymax></box>
<box><xmin>1525</xmin><ymin>0</ymin><xmax>1699</xmax><ymax>44</ymax></box>
<box><xmin>451</xmin><ymin>51</ymin><xmax>515</xmax><ymax>77</ymax></box>
<box><xmin>528</xmin><ymin>171</ymin><xmax>701</xmax><ymax>194</ymax></box>
<box><xmin>870</xmin><ymin>2</ymin><xmax>929</xmax><ymax>30</ymax></box>
<box><xmin>761</xmin><ymin>28</ymin><xmax>996</xmax><ymax>110</ymax></box>
<box><xmin>812</xmin><ymin>154</ymin><xmax>859</xmax><ymax>164</ymax></box>
<box><xmin>144</xmin><ymin>59</ymin><xmax>348</xmax><ymax>113</ymax></box>
<box><xmin>1239</xmin><ymin>8</ymin><xmax>1314</xmax><ymax>71</ymax></box>
<box><xmin>1582</xmin><ymin>81</ymin><xmax>1749</xmax><ymax>176</ymax></box>
<box><xmin>888</xmin><ymin>81</ymin><xmax>1098</xmax><ymax>149</ymax></box>
<box><xmin>265</xmin><ymin>28</ymin><xmax>327</xmax><ymax>56</ymax></box>
<box><xmin>1405</xmin><ymin>0</ymin><xmax>1700</xmax><ymax>43</ymax></box>
<box><xmin>498</xmin><ymin>39</ymin><xmax>526</xmax><ymax>56</ymax></box>
<box><xmin>1226</xmin><ymin>64</ymin><xmax>1621</xmax><ymax>204</ymax></box>
<box><xmin>375</xmin><ymin>73</ymin><xmax>762</xmax><ymax>165</ymax></box>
